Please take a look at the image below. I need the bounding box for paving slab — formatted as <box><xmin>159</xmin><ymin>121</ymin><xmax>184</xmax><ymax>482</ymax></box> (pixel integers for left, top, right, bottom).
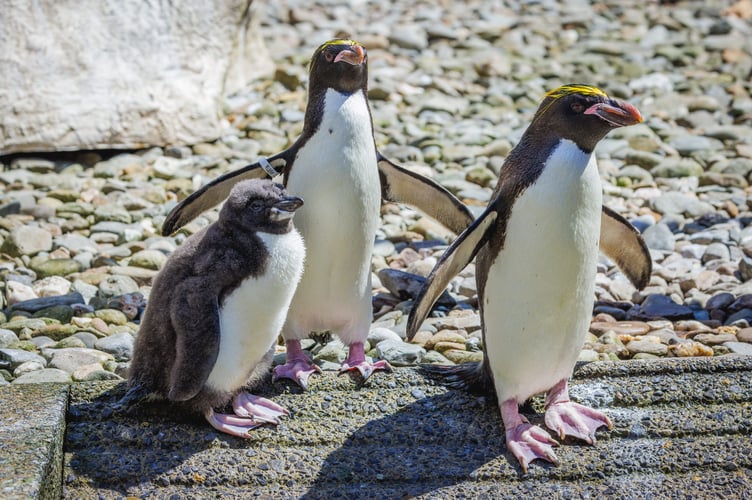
<box><xmin>0</xmin><ymin>383</ymin><xmax>68</xmax><ymax>500</ymax></box>
<box><xmin>61</xmin><ymin>357</ymin><xmax>752</xmax><ymax>499</ymax></box>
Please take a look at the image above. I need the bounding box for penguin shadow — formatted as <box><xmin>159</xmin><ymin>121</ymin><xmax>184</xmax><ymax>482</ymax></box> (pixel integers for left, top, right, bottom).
<box><xmin>64</xmin><ymin>379</ymin><xmax>302</xmax><ymax>495</ymax></box>
<box><xmin>298</xmin><ymin>381</ymin><xmax>550</xmax><ymax>499</ymax></box>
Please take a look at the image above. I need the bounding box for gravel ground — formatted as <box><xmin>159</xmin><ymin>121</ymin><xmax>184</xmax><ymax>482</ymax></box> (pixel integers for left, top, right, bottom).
<box><xmin>1</xmin><ymin>0</ymin><xmax>752</xmax><ymax>385</ymax></box>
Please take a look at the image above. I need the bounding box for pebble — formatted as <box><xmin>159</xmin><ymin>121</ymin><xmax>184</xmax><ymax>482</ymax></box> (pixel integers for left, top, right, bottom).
<box><xmin>376</xmin><ymin>340</ymin><xmax>425</xmax><ymax>366</ymax></box>
<box><xmin>12</xmin><ymin>368</ymin><xmax>72</xmax><ymax>384</ymax></box>
<box><xmin>0</xmin><ymin>0</ymin><xmax>750</xmax><ymax>385</ymax></box>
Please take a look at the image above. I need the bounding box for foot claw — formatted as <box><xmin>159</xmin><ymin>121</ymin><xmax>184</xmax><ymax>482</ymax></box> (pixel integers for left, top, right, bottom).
<box><xmin>233</xmin><ymin>392</ymin><xmax>289</xmax><ymax>424</ymax></box>
<box><xmin>506</xmin><ymin>423</ymin><xmax>559</xmax><ymax>473</ymax></box>
<box><xmin>544</xmin><ymin>401</ymin><xmax>612</xmax><ymax>444</ymax></box>
<box><xmin>273</xmin><ymin>360</ymin><xmax>321</xmax><ymax>390</ymax></box>
<box><xmin>339</xmin><ymin>359</ymin><xmax>391</xmax><ymax>381</ymax></box>
<box><xmin>205</xmin><ymin>395</ymin><xmax>286</xmax><ymax>439</ymax></box>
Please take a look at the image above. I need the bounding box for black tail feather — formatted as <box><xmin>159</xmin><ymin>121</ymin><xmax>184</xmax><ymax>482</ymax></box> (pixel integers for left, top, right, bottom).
<box><xmin>419</xmin><ymin>362</ymin><xmax>495</xmax><ymax>396</ymax></box>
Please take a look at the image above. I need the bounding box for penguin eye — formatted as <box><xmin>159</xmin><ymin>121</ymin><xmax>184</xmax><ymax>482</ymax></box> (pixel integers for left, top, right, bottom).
<box><xmin>249</xmin><ymin>200</ymin><xmax>264</xmax><ymax>212</ymax></box>
<box><xmin>570</xmin><ymin>101</ymin><xmax>586</xmax><ymax>113</ymax></box>
<box><xmin>324</xmin><ymin>51</ymin><xmax>334</xmax><ymax>62</ymax></box>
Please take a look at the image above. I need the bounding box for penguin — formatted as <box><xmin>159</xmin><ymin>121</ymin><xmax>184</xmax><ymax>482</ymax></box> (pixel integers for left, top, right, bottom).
<box><xmin>406</xmin><ymin>85</ymin><xmax>650</xmax><ymax>472</ymax></box>
<box><xmin>120</xmin><ymin>179</ymin><xmax>305</xmax><ymax>438</ymax></box>
<box><xmin>160</xmin><ymin>39</ymin><xmax>476</xmax><ymax>389</ymax></box>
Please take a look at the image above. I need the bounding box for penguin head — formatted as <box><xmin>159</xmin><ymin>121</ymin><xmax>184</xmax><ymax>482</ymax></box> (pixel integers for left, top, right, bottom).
<box><xmin>219</xmin><ymin>179</ymin><xmax>304</xmax><ymax>234</ymax></box>
<box><xmin>309</xmin><ymin>39</ymin><xmax>368</xmax><ymax>94</ymax></box>
<box><xmin>530</xmin><ymin>85</ymin><xmax>643</xmax><ymax>152</ymax></box>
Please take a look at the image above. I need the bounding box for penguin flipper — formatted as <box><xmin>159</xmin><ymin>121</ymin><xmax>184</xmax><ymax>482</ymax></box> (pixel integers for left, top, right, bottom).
<box><xmin>377</xmin><ymin>154</ymin><xmax>475</xmax><ymax>235</ymax></box>
<box><xmin>600</xmin><ymin>206</ymin><xmax>652</xmax><ymax>290</ymax></box>
<box><xmin>406</xmin><ymin>208</ymin><xmax>499</xmax><ymax>340</ymax></box>
<box><xmin>167</xmin><ymin>290</ymin><xmax>222</xmax><ymax>402</ymax></box>
<box><xmin>161</xmin><ymin>152</ymin><xmax>290</xmax><ymax>235</ymax></box>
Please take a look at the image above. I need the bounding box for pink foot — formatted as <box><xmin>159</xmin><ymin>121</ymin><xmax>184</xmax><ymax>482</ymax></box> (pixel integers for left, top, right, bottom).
<box><xmin>339</xmin><ymin>342</ymin><xmax>391</xmax><ymax>381</ymax></box>
<box><xmin>204</xmin><ymin>392</ymin><xmax>287</xmax><ymax>438</ymax></box>
<box><xmin>232</xmin><ymin>392</ymin><xmax>288</xmax><ymax>424</ymax></box>
<box><xmin>501</xmin><ymin>398</ymin><xmax>559</xmax><ymax>473</ymax></box>
<box><xmin>544</xmin><ymin>379</ymin><xmax>613</xmax><ymax>444</ymax></box>
<box><xmin>272</xmin><ymin>339</ymin><xmax>321</xmax><ymax>389</ymax></box>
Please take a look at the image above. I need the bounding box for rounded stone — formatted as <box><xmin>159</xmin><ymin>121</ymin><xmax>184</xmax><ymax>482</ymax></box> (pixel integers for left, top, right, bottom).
<box><xmin>129</xmin><ymin>250</ymin><xmax>168</xmax><ymax>270</ymax></box>
<box><xmin>12</xmin><ymin>368</ymin><xmax>72</xmax><ymax>384</ymax></box>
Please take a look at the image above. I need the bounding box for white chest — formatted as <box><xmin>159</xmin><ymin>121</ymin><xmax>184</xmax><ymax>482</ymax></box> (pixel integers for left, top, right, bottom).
<box><xmin>484</xmin><ymin>140</ymin><xmax>602</xmax><ymax>402</ymax></box>
<box><xmin>205</xmin><ymin>230</ymin><xmax>305</xmax><ymax>393</ymax></box>
<box><xmin>283</xmin><ymin>88</ymin><xmax>381</xmax><ymax>325</ymax></box>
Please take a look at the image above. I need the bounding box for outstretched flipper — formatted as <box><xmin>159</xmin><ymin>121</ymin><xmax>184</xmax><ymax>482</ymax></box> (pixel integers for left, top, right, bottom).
<box><xmin>377</xmin><ymin>154</ymin><xmax>475</xmax><ymax>235</ymax></box>
<box><xmin>161</xmin><ymin>152</ymin><xmax>291</xmax><ymax>235</ymax></box>
<box><xmin>600</xmin><ymin>206</ymin><xmax>652</xmax><ymax>290</ymax></box>
<box><xmin>406</xmin><ymin>208</ymin><xmax>499</xmax><ymax>340</ymax></box>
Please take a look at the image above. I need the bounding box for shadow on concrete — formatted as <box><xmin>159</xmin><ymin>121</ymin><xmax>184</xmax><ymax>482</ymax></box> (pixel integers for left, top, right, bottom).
<box><xmin>60</xmin><ymin>360</ymin><xmax>752</xmax><ymax>498</ymax></box>
<box><xmin>299</xmin><ymin>390</ymin><xmax>513</xmax><ymax>499</ymax></box>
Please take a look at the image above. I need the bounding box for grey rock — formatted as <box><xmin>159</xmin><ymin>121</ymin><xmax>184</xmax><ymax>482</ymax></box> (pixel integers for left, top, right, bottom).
<box><xmin>313</xmin><ymin>339</ymin><xmax>347</xmax><ymax>364</ymax></box>
<box><xmin>53</xmin><ymin>233</ymin><xmax>98</xmax><ymax>254</ymax></box>
<box><xmin>421</xmin><ymin>350</ymin><xmax>453</xmax><ymax>365</ymax></box>
<box><xmin>739</xmin><ymin>256</ymin><xmax>752</xmax><ymax>282</ymax></box>
<box><xmin>376</xmin><ymin>339</ymin><xmax>425</xmax><ymax>366</ymax></box>
<box><xmin>649</xmin><ymin>192</ymin><xmax>715</xmax><ymax>217</ymax></box>
<box><xmin>368</xmin><ymin>328</ymin><xmax>403</xmax><ymax>345</ymax></box>
<box><xmin>389</xmin><ymin>26</ymin><xmax>428</xmax><ymax>50</ymax></box>
<box><xmin>6</xmin><ymin>292</ymin><xmax>86</xmax><ymax>314</ymax></box>
<box><xmin>47</xmin><ymin>347</ymin><xmax>113</xmax><ymax>374</ymax></box>
<box><xmin>14</xmin><ymin>360</ymin><xmax>45</xmax><ymax>376</ymax></box>
<box><xmin>98</xmin><ymin>275</ymin><xmax>140</xmax><ymax>297</ymax></box>
<box><xmin>93</xmin><ymin>332</ymin><xmax>134</xmax><ymax>362</ymax></box>
<box><xmin>0</xmin><ymin>226</ymin><xmax>52</xmax><ymax>257</ymax></box>
<box><xmin>668</xmin><ymin>135</ymin><xmax>724</xmax><ymax>156</ymax></box>
<box><xmin>702</xmin><ymin>243</ymin><xmax>730</xmax><ymax>263</ymax></box>
<box><xmin>642</xmin><ymin>223</ymin><xmax>675</xmax><ymax>251</ymax></box>
<box><xmin>70</xmin><ymin>332</ymin><xmax>99</xmax><ymax>349</ymax></box>
<box><xmin>11</xmin><ymin>368</ymin><xmax>72</xmax><ymax>384</ymax></box>
<box><xmin>625</xmin><ymin>338</ymin><xmax>668</xmax><ymax>356</ymax></box>
<box><xmin>1</xmin><ymin>1</ymin><xmax>271</xmax><ymax>153</ymax></box>
<box><xmin>0</xmin><ymin>329</ymin><xmax>19</xmax><ymax>348</ymax></box>
<box><xmin>651</xmin><ymin>157</ymin><xmax>704</xmax><ymax>178</ymax></box>
<box><xmin>724</xmin><ymin>342</ymin><xmax>752</xmax><ymax>356</ymax></box>
<box><xmin>0</xmin><ymin>349</ymin><xmax>47</xmax><ymax>369</ymax></box>
<box><xmin>129</xmin><ymin>250</ymin><xmax>168</xmax><ymax>270</ymax></box>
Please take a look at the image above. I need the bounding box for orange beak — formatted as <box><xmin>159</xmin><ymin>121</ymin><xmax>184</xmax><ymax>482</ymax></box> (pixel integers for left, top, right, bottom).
<box><xmin>333</xmin><ymin>45</ymin><xmax>366</xmax><ymax>65</ymax></box>
<box><xmin>584</xmin><ymin>99</ymin><xmax>643</xmax><ymax>127</ymax></box>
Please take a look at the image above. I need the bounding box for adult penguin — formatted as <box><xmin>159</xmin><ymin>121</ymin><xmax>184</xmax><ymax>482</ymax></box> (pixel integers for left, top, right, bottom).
<box><xmin>120</xmin><ymin>179</ymin><xmax>305</xmax><ymax>437</ymax></box>
<box><xmin>406</xmin><ymin>85</ymin><xmax>650</xmax><ymax>472</ymax></box>
<box><xmin>161</xmin><ymin>39</ymin><xmax>475</xmax><ymax>388</ymax></box>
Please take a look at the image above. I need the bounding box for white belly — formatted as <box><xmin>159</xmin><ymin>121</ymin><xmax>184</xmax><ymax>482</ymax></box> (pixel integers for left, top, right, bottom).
<box><xmin>206</xmin><ymin>230</ymin><xmax>305</xmax><ymax>393</ymax></box>
<box><xmin>484</xmin><ymin>141</ymin><xmax>602</xmax><ymax>403</ymax></box>
<box><xmin>284</xmin><ymin>89</ymin><xmax>381</xmax><ymax>339</ymax></box>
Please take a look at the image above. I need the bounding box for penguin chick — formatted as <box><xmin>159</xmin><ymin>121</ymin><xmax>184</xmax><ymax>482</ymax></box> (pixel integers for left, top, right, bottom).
<box><xmin>121</xmin><ymin>179</ymin><xmax>305</xmax><ymax>438</ymax></box>
<box><xmin>160</xmin><ymin>39</ymin><xmax>475</xmax><ymax>389</ymax></box>
<box><xmin>406</xmin><ymin>85</ymin><xmax>647</xmax><ymax>472</ymax></box>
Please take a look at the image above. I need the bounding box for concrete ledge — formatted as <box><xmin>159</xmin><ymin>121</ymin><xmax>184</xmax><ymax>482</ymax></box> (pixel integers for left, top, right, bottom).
<box><xmin>61</xmin><ymin>357</ymin><xmax>752</xmax><ymax>498</ymax></box>
<box><xmin>0</xmin><ymin>383</ymin><xmax>68</xmax><ymax>500</ymax></box>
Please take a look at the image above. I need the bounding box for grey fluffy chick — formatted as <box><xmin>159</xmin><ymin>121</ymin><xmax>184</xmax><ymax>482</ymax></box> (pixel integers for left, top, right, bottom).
<box><xmin>120</xmin><ymin>179</ymin><xmax>305</xmax><ymax>437</ymax></box>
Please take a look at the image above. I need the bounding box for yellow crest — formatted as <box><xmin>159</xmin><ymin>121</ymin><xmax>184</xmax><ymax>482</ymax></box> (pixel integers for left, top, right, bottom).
<box><xmin>544</xmin><ymin>84</ymin><xmax>607</xmax><ymax>100</ymax></box>
<box><xmin>532</xmin><ymin>84</ymin><xmax>608</xmax><ymax>121</ymax></box>
<box><xmin>309</xmin><ymin>39</ymin><xmax>362</xmax><ymax>71</ymax></box>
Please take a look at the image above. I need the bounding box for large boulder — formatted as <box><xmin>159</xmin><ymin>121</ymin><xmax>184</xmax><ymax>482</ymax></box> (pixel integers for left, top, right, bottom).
<box><xmin>0</xmin><ymin>0</ymin><xmax>273</xmax><ymax>153</ymax></box>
